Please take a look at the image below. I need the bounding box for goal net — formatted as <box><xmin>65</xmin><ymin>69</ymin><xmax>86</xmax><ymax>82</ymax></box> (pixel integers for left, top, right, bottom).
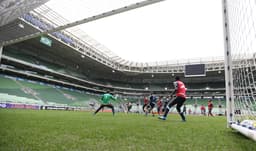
<box><xmin>223</xmin><ymin>0</ymin><xmax>256</xmax><ymax>141</ymax></box>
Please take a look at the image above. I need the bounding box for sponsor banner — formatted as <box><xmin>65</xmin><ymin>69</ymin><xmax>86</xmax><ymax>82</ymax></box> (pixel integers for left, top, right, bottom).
<box><xmin>0</xmin><ymin>103</ymin><xmax>7</xmax><ymax>108</ymax></box>
<box><xmin>0</xmin><ymin>103</ymin><xmax>40</xmax><ymax>109</ymax></box>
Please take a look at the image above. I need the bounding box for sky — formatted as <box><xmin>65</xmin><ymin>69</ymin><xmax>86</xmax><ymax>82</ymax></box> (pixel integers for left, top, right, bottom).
<box><xmin>46</xmin><ymin>0</ymin><xmax>225</xmax><ymax>63</ymax></box>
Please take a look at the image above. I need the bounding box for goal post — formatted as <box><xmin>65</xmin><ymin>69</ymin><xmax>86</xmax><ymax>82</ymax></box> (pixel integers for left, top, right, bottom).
<box><xmin>223</xmin><ymin>0</ymin><xmax>256</xmax><ymax>141</ymax></box>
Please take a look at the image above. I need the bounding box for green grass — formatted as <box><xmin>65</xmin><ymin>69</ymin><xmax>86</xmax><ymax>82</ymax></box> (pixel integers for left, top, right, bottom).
<box><xmin>0</xmin><ymin>109</ymin><xmax>255</xmax><ymax>151</ymax></box>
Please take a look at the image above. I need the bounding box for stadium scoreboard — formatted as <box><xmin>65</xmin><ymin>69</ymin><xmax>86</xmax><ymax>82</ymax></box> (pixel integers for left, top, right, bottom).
<box><xmin>184</xmin><ymin>64</ymin><xmax>206</xmax><ymax>77</ymax></box>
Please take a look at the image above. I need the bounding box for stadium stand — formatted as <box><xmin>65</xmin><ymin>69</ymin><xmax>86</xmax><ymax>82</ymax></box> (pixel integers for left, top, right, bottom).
<box><xmin>1</xmin><ymin>48</ymin><xmax>226</xmax><ymax>97</ymax></box>
<box><xmin>0</xmin><ymin>75</ymin><xmax>102</xmax><ymax>107</ymax></box>
<box><xmin>0</xmin><ymin>75</ymin><xmax>34</xmax><ymax>99</ymax></box>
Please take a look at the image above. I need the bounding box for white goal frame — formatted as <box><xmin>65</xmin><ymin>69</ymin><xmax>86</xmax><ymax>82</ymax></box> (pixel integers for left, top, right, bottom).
<box><xmin>223</xmin><ymin>0</ymin><xmax>256</xmax><ymax>141</ymax></box>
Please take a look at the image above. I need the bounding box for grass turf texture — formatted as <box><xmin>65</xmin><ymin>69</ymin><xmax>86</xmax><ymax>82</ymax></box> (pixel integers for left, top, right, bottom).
<box><xmin>0</xmin><ymin>109</ymin><xmax>255</xmax><ymax>151</ymax></box>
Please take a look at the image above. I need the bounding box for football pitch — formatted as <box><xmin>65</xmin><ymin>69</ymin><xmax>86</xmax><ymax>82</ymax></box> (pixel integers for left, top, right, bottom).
<box><xmin>0</xmin><ymin>109</ymin><xmax>255</xmax><ymax>151</ymax></box>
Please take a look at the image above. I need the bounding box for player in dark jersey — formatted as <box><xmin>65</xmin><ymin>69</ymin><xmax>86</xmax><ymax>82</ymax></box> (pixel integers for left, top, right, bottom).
<box><xmin>159</xmin><ymin>76</ymin><xmax>187</xmax><ymax>121</ymax></box>
<box><xmin>146</xmin><ymin>93</ymin><xmax>157</xmax><ymax>116</ymax></box>
<box><xmin>162</xmin><ymin>95</ymin><xmax>170</xmax><ymax>113</ymax></box>
<box><xmin>94</xmin><ymin>91</ymin><xmax>116</xmax><ymax>116</ymax></box>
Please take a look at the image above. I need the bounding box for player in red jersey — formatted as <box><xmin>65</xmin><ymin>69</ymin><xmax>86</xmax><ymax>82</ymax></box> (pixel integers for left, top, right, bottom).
<box><xmin>159</xmin><ymin>76</ymin><xmax>186</xmax><ymax>121</ymax></box>
<box><xmin>200</xmin><ymin>104</ymin><xmax>206</xmax><ymax>115</ymax></box>
<box><xmin>157</xmin><ymin>96</ymin><xmax>163</xmax><ymax>115</ymax></box>
<box><xmin>142</xmin><ymin>96</ymin><xmax>149</xmax><ymax>112</ymax></box>
<box><xmin>208</xmin><ymin>100</ymin><xmax>214</xmax><ymax>116</ymax></box>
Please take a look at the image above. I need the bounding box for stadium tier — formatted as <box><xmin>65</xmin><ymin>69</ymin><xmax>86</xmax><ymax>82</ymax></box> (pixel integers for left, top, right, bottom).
<box><xmin>0</xmin><ymin>73</ymin><xmax>226</xmax><ymax>111</ymax></box>
<box><xmin>0</xmin><ymin>75</ymin><xmax>102</xmax><ymax>107</ymax></box>
<box><xmin>0</xmin><ymin>75</ymin><xmax>34</xmax><ymax>99</ymax></box>
<box><xmin>0</xmin><ymin>44</ymin><xmax>226</xmax><ymax>97</ymax></box>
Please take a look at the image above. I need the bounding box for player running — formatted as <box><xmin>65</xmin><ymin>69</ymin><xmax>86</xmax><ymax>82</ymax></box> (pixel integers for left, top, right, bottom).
<box><xmin>145</xmin><ymin>93</ymin><xmax>157</xmax><ymax>116</ymax></box>
<box><xmin>93</xmin><ymin>91</ymin><xmax>116</xmax><ymax>116</ymax></box>
<box><xmin>158</xmin><ymin>76</ymin><xmax>187</xmax><ymax>121</ymax></box>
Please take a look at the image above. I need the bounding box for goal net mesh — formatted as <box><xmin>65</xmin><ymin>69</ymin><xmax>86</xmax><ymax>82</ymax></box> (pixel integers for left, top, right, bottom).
<box><xmin>226</xmin><ymin>0</ymin><xmax>256</xmax><ymax>122</ymax></box>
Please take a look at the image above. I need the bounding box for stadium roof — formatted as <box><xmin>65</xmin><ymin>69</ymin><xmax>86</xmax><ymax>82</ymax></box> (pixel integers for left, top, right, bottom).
<box><xmin>0</xmin><ymin>0</ymin><xmax>49</xmax><ymax>27</ymax></box>
<box><xmin>0</xmin><ymin>0</ymin><xmax>225</xmax><ymax>64</ymax></box>
<box><xmin>43</xmin><ymin>0</ymin><xmax>225</xmax><ymax>63</ymax></box>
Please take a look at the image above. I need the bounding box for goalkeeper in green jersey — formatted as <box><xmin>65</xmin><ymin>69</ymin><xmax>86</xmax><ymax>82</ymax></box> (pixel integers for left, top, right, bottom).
<box><xmin>94</xmin><ymin>91</ymin><xmax>117</xmax><ymax>115</ymax></box>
